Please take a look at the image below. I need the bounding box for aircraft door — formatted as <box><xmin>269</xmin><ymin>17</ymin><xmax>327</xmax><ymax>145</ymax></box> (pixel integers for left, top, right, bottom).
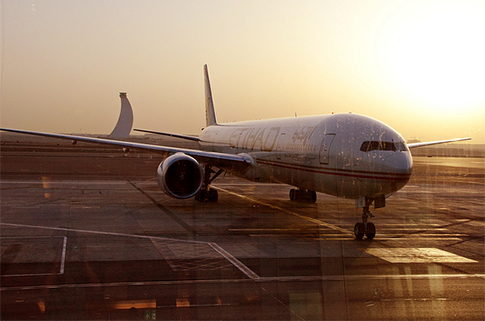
<box><xmin>276</xmin><ymin>132</ymin><xmax>286</xmax><ymax>160</ymax></box>
<box><xmin>319</xmin><ymin>134</ymin><xmax>335</xmax><ymax>165</ymax></box>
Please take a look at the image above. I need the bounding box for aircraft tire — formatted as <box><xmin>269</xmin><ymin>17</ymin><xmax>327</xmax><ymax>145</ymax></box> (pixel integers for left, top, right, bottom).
<box><xmin>366</xmin><ymin>223</ymin><xmax>376</xmax><ymax>239</ymax></box>
<box><xmin>208</xmin><ymin>189</ymin><xmax>218</xmax><ymax>202</ymax></box>
<box><xmin>195</xmin><ymin>189</ymin><xmax>218</xmax><ymax>202</ymax></box>
<box><xmin>354</xmin><ymin>223</ymin><xmax>365</xmax><ymax>239</ymax></box>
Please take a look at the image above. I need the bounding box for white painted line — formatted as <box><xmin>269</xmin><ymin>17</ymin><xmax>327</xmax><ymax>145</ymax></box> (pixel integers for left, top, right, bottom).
<box><xmin>0</xmin><ymin>236</ymin><xmax>68</xmax><ymax>277</ymax></box>
<box><xmin>209</xmin><ymin>243</ymin><xmax>260</xmax><ymax>280</ymax></box>
<box><xmin>0</xmin><ymin>222</ymin><xmax>207</xmax><ymax>244</ymax></box>
<box><xmin>0</xmin><ymin>180</ymin><xmax>127</xmax><ymax>185</ymax></box>
<box><xmin>59</xmin><ymin>237</ymin><xmax>67</xmax><ymax>275</ymax></box>
<box><xmin>1</xmin><ymin>222</ymin><xmax>260</xmax><ymax>280</ymax></box>
<box><xmin>1</xmin><ymin>273</ymin><xmax>62</xmax><ymax>278</ymax></box>
<box><xmin>2</xmin><ymin>273</ymin><xmax>484</xmax><ymax>292</ymax></box>
<box><xmin>0</xmin><ymin>236</ymin><xmax>59</xmax><ymax>239</ymax></box>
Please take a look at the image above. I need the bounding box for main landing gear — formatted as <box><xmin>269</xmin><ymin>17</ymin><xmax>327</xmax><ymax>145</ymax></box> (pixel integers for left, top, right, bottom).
<box><xmin>289</xmin><ymin>189</ymin><xmax>317</xmax><ymax>203</ymax></box>
<box><xmin>354</xmin><ymin>206</ymin><xmax>376</xmax><ymax>240</ymax></box>
<box><xmin>195</xmin><ymin>165</ymin><xmax>223</xmax><ymax>202</ymax></box>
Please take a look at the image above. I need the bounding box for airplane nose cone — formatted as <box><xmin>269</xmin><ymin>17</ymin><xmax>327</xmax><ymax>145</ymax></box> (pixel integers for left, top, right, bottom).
<box><xmin>384</xmin><ymin>151</ymin><xmax>413</xmax><ymax>174</ymax></box>
<box><xmin>383</xmin><ymin>152</ymin><xmax>413</xmax><ymax>190</ymax></box>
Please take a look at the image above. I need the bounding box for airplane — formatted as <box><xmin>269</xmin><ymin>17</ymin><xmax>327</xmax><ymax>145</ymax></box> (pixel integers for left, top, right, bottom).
<box><xmin>0</xmin><ymin>65</ymin><xmax>471</xmax><ymax>239</ymax></box>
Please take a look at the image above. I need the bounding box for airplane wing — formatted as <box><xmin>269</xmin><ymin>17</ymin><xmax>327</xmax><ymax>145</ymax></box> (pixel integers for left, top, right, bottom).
<box><xmin>0</xmin><ymin>128</ymin><xmax>251</xmax><ymax>170</ymax></box>
<box><xmin>133</xmin><ymin>128</ymin><xmax>201</xmax><ymax>142</ymax></box>
<box><xmin>407</xmin><ymin>137</ymin><xmax>471</xmax><ymax>148</ymax></box>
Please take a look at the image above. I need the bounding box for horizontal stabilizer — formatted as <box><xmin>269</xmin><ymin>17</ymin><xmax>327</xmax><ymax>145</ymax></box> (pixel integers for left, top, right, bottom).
<box><xmin>407</xmin><ymin>137</ymin><xmax>471</xmax><ymax>148</ymax></box>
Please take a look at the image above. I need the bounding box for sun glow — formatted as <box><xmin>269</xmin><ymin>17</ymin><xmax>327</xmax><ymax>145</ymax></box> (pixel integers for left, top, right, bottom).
<box><xmin>388</xmin><ymin>5</ymin><xmax>485</xmax><ymax>114</ymax></box>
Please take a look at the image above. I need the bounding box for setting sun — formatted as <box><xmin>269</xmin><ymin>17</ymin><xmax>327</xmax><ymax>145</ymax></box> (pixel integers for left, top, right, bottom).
<box><xmin>389</xmin><ymin>4</ymin><xmax>485</xmax><ymax>114</ymax></box>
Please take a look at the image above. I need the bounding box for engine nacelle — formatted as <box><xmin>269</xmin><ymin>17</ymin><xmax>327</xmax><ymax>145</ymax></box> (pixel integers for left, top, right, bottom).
<box><xmin>157</xmin><ymin>153</ymin><xmax>203</xmax><ymax>199</ymax></box>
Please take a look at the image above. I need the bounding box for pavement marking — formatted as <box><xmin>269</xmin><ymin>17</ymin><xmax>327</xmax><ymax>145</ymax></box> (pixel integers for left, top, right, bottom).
<box><xmin>0</xmin><ymin>222</ymin><xmax>206</xmax><ymax>244</ymax></box>
<box><xmin>215</xmin><ymin>188</ymin><xmax>471</xmax><ymax>241</ymax></box>
<box><xmin>214</xmin><ymin>187</ymin><xmax>352</xmax><ymax>235</ymax></box>
<box><xmin>60</xmin><ymin>237</ymin><xmax>67</xmax><ymax>274</ymax></box>
<box><xmin>0</xmin><ymin>180</ymin><xmax>128</xmax><ymax>185</ymax></box>
<box><xmin>209</xmin><ymin>243</ymin><xmax>261</xmax><ymax>280</ymax></box>
<box><xmin>1</xmin><ymin>236</ymin><xmax>67</xmax><ymax>277</ymax></box>
<box><xmin>0</xmin><ymin>222</ymin><xmax>259</xmax><ymax>280</ymax></box>
<box><xmin>2</xmin><ymin>273</ymin><xmax>484</xmax><ymax>292</ymax></box>
<box><xmin>149</xmin><ymin>238</ymin><xmax>234</xmax><ymax>272</ymax></box>
<box><xmin>366</xmin><ymin>247</ymin><xmax>478</xmax><ymax>263</ymax></box>
<box><xmin>228</xmin><ymin>228</ymin><xmax>304</xmax><ymax>232</ymax></box>
<box><xmin>310</xmin><ymin>234</ymin><xmax>463</xmax><ymax>242</ymax></box>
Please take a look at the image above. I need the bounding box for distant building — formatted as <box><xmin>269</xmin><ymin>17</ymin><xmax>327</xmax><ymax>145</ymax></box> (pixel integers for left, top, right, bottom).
<box><xmin>109</xmin><ymin>92</ymin><xmax>134</xmax><ymax>139</ymax></box>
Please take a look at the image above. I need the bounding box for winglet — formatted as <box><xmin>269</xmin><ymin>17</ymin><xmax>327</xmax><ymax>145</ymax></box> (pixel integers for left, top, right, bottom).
<box><xmin>109</xmin><ymin>92</ymin><xmax>134</xmax><ymax>138</ymax></box>
<box><xmin>204</xmin><ymin>65</ymin><xmax>218</xmax><ymax>127</ymax></box>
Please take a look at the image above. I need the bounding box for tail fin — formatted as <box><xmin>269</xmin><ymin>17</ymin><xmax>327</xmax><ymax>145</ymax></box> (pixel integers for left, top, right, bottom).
<box><xmin>109</xmin><ymin>92</ymin><xmax>134</xmax><ymax>138</ymax></box>
<box><xmin>204</xmin><ymin>65</ymin><xmax>218</xmax><ymax>127</ymax></box>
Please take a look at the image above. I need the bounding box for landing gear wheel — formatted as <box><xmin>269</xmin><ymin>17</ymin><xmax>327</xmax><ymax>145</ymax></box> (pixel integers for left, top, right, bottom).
<box><xmin>310</xmin><ymin>191</ymin><xmax>317</xmax><ymax>203</ymax></box>
<box><xmin>289</xmin><ymin>189</ymin><xmax>316</xmax><ymax>203</ymax></box>
<box><xmin>366</xmin><ymin>222</ymin><xmax>376</xmax><ymax>239</ymax></box>
<box><xmin>354</xmin><ymin>223</ymin><xmax>365</xmax><ymax>239</ymax></box>
<box><xmin>207</xmin><ymin>188</ymin><xmax>218</xmax><ymax>202</ymax></box>
<box><xmin>195</xmin><ymin>188</ymin><xmax>218</xmax><ymax>202</ymax></box>
<box><xmin>195</xmin><ymin>165</ymin><xmax>223</xmax><ymax>202</ymax></box>
<box><xmin>195</xmin><ymin>190</ymin><xmax>203</xmax><ymax>202</ymax></box>
<box><xmin>354</xmin><ymin>200</ymin><xmax>377</xmax><ymax>239</ymax></box>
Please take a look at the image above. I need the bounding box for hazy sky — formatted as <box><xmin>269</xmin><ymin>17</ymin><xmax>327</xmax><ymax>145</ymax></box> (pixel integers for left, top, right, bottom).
<box><xmin>2</xmin><ymin>0</ymin><xmax>484</xmax><ymax>143</ymax></box>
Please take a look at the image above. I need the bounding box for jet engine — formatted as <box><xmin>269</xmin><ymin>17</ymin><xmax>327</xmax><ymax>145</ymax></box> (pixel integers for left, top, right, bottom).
<box><xmin>157</xmin><ymin>153</ymin><xmax>203</xmax><ymax>199</ymax></box>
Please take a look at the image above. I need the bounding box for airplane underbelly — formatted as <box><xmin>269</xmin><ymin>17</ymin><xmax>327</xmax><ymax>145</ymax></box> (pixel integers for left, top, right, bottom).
<box><xmin>255</xmin><ymin>161</ymin><xmax>409</xmax><ymax>199</ymax></box>
<box><xmin>334</xmin><ymin>171</ymin><xmax>410</xmax><ymax>199</ymax></box>
<box><xmin>253</xmin><ymin>159</ymin><xmax>339</xmax><ymax>195</ymax></box>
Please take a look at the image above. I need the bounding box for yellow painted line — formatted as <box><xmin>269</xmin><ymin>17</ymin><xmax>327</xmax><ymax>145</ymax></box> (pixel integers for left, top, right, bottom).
<box><xmin>228</xmin><ymin>228</ymin><xmax>303</xmax><ymax>232</ymax></box>
<box><xmin>366</xmin><ymin>248</ymin><xmax>478</xmax><ymax>263</ymax></box>
<box><xmin>403</xmin><ymin>233</ymin><xmax>468</xmax><ymax>237</ymax></box>
<box><xmin>215</xmin><ymin>187</ymin><xmax>352</xmax><ymax>235</ymax></box>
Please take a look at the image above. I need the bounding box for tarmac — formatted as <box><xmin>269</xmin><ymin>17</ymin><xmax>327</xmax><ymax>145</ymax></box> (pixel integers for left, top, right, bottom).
<box><xmin>1</xmin><ymin>135</ymin><xmax>484</xmax><ymax>320</ymax></box>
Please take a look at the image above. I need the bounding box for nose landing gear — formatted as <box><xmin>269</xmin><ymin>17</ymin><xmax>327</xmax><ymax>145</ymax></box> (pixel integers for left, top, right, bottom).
<box><xmin>354</xmin><ymin>207</ymin><xmax>376</xmax><ymax>240</ymax></box>
<box><xmin>289</xmin><ymin>189</ymin><xmax>317</xmax><ymax>202</ymax></box>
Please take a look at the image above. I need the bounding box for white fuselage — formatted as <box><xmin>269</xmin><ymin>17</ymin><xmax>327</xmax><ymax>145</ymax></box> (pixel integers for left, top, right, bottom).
<box><xmin>199</xmin><ymin>113</ymin><xmax>413</xmax><ymax>200</ymax></box>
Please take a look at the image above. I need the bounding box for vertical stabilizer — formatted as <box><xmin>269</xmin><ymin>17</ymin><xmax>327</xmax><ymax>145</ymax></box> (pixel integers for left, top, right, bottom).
<box><xmin>204</xmin><ymin>65</ymin><xmax>218</xmax><ymax>127</ymax></box>
<box><xmin>109</xmin><ymin>92</ymin><xmax>134</xmax><ymax>138</ymax></box>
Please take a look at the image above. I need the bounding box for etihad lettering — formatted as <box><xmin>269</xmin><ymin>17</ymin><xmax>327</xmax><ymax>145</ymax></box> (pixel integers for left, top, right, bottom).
<box><xmin>229</xmin><ymin>127</ymin><xmax>280</xmax><ymax>151</ymax></box>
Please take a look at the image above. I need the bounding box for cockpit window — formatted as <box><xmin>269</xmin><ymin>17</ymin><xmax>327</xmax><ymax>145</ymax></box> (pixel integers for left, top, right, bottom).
<box><xmin>360</xmin><ymin>141</ymin><xmax>408</xmax><ymax>152</ymax></box>
<box><xmin>394</xmin><ymin>142</ymin><xmax>408</xmax><ymax>151</ymax></box>
<box><xmin>360</xmin><ymin>141</ymin><xmax>370</xmax><ymax>152</ymax></box>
